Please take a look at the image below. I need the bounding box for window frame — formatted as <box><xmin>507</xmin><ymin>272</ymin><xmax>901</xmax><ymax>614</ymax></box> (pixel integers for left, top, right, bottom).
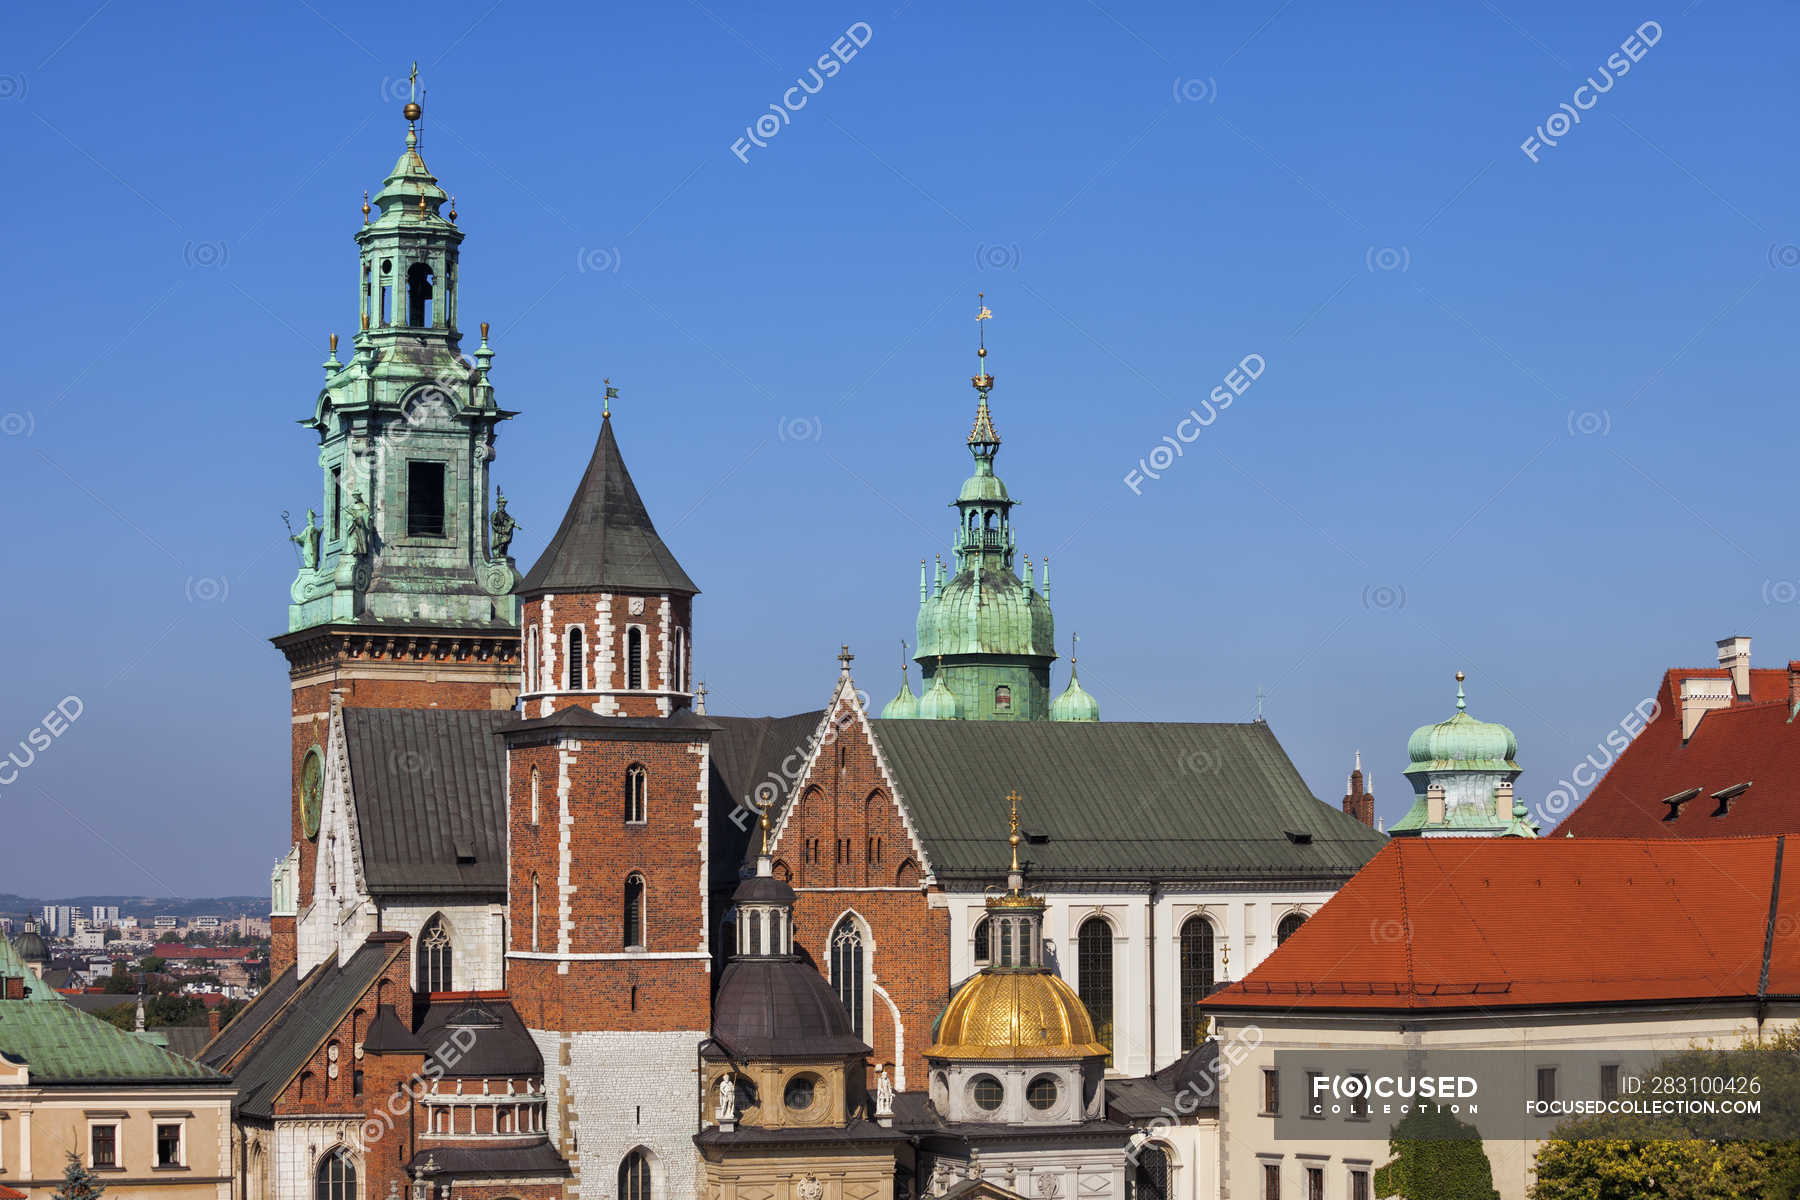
<box><xmin>88</xmin><ymin>1120</ymin><xmax>122</xmax><ymax>1170</ymax></box>
<box><xmin>625</xmin><ymin>764</ymin><xmax>648</xmax><ymax>825</ymax></box>
<box><xmin>154</xmin><ymin>1119</ymin><xmax>186</xmax><ymax>1169</ymax></box>
<box><xmin>405</xmin><ymin>459</ymin><xmax>449</xmax><ymax>540</ymax></box>
<box><xmin>565</xmin><ymin>625</ymin><xmax>586</xmax><ymax>691</ymax></box>
<box><xmin>623</xmin><ymin>873</ymin><xmax>647</xmax><ymax>951</ymax></box>
<box><xmin>1261</xmin><ymin>1068</ymin><xmax>1281</xmax><ymax>1117</ymax></box>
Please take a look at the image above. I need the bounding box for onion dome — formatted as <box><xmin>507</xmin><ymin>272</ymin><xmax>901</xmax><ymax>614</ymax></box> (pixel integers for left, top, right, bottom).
<box><xmin>1403</xmin><ymin>673</ymin><xmax>1519</xmax><ymax>774</ymax></box>
<box><xmin>12</xmin><ymin>921</ymin><xmax>48</xmax><ymax>966</ymax></box>
<box><xmin>1050</xmin><ymin>638</ymin><xmax>1100</xmax><ymax>723</ymax></box>
<box><xmin>917</xmin><ymin>668</ymin><xmax>962</xmax><ymax>720</ymax></box>
<box><xmin>881</xmin><ymin>649</ymin><xmax>920</xmax><ymax>719</ymax></box>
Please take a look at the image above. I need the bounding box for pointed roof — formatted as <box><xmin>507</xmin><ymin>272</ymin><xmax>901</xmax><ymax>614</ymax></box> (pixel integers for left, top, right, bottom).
<box><xmin>518</xmin><ymin>416</ymin><xmax>698</xmax><ymax>596</ymax></box>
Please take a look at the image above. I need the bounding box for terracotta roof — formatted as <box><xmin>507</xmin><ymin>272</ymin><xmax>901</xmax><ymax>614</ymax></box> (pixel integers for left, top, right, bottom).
<box><xmin>0</xmin><ymin>1184</ymin><xmax>28</xmax><ymax>1199</ymax></box>
<box><xmin>1560</xmin><ymin>666</ymin><xmax>1800</xmax><ymax>838</ymax></box>
<box><xmin>1205</xmin><ymin>836</ymin><xmax>1799</xmax><ymax>1013</ymax></box>
<box><xmin>153</xmin><ymin>944</ymin><xmax>256</xmax><ymax>960</ymax></box>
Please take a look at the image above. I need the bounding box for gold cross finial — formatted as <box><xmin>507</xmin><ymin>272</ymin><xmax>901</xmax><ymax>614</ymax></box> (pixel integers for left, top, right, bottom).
<box><xmin>1006</xmin><ymin>790</ymin><xmax>1022</xmax><ymax>874</ymax></box>
<box><xmin>409</xmin><ymin>61</ymin><xmax>420</xmax><ymax>102</ymax></box>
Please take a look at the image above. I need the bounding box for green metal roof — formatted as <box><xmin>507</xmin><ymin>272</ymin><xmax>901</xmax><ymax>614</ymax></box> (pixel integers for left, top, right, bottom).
<box><xmin>869</xmin><ymin>719</ymin><xmax>1385</xmax><ymax>883</ymax></box>
<box><xmin>0</xmin><ymin>937</ymin><xmax>225</xmax><ymax>1085</ymax></box>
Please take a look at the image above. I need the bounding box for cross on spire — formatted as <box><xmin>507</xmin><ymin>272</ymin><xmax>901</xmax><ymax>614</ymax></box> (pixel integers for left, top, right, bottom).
<box><xmin>839</xmin><ymin>643</ymin><xmax>855</xmax><ymax>673</ymax></box>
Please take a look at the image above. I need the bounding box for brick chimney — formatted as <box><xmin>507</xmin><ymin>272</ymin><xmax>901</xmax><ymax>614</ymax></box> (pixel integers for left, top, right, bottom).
<box><xmin>2</xmin><ymin>976</ymin><xmax>24</xmax><ymax>1000</ymax></box>
<box><xmin>1717</xmin><ymin>636</ymin><xmax>1751</xmax><ymax>698</ymax></box>
<box><xmin>207</xmin><ymin>1006</ymin><xmax>222</xmax><ymax>1036</ymax></box>
<box><xmin>1342</xmin><ymin>751</ymin><xmax>1375</xmax><ymax>827</ymax></box>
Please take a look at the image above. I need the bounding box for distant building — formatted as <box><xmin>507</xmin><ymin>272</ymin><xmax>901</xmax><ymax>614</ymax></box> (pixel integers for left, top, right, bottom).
<box><xmin>153</xmin><ymin>916</ymin><xmax>180</xmax><ymax>930</ymax></box>
<box><xmin>90</xmin><ymin>905</ymin><xmax>120</xmax><ymax>926</ymax></box>
<box><xmin>38</xmin><ymin>906</ymin><xmax>75</xmax><ymax>937</ymax></box>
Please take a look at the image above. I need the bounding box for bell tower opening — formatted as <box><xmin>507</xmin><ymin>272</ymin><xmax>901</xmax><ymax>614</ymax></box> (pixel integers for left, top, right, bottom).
<box><xmin>407</xmin><ymin>263</ymin><xmax>435</xmax><ymax>327</ymax></box>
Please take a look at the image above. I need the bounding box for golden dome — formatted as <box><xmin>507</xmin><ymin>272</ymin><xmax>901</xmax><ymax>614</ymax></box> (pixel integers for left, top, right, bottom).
<box><xmin>926</xmin><ymin>970</ymin><xmax>1110</xmax><ymax>1061</ymax></box>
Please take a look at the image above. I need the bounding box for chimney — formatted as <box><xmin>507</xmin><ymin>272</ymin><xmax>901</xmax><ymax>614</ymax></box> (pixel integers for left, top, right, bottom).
<box><xmin>1426</xmin><ymin>783</ymin><xmax>1446</xmax><ymax>827</ymax></box>
<box><xmin>1341</xmin><ymin>751</ymin><xmax>1376</xmax><ymax>827</ymax></box>
<box><xmin>1495</xmin><ymin>780</ymin><xmax>1515</xmax><ymax>819</ymax></box>
<box><xmin>208</xmin><ymin>1007</ymin><xmax>222</xmax><ymax>1036</ymax></box>
<box><xmin>2</xmin><ymin>976</ymin><xmax>24</xmax><ymax>1000</ymax></box>
<box><xmin>1680</xmin><ymin>675</ymin><xmax>1733</xmax><ymax>740</ymax></box>
<box><xmin>1717</xmin><ymin>636</ymin><xmax>1751</xmax><ymax>698</ymax></box>
<box><xmin>1790</xmin><ymin>662</ymin><xmax>1800</xmax><ymax>714</ymax></box>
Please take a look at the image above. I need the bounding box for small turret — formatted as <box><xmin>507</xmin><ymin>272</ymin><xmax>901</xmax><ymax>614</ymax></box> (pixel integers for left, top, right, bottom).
<box><xmin>1050</xmin><ymin>634</ymin><xmax>1100</xmax><ymax>723</ymax></box>
<box><xmin>880</xmin><ymin>642</ymin><xmax>920</xmax><ymax>719</ymax></box>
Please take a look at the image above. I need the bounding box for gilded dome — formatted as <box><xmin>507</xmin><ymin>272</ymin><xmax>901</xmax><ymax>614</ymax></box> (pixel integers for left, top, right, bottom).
<box><xmin>926</xmin><ymin>970</ymin><xmax>1110</xmax><ymax>1061</ymax></box>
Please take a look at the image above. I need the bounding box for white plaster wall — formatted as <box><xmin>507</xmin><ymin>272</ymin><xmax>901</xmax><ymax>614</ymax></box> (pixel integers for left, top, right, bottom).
<box><xmin>378</xmin><ymin>901</ymin><xmax>508</xmax><ymax>992</ymax></box>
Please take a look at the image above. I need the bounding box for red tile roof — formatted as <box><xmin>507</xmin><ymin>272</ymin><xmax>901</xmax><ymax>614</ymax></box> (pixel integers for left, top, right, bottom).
<box><xmin>1206</xmin><ymin>836</ymin><xmax>1798</xmax><ymax>1013</ymax></box>
<box><xmin>152</xmin><ymin>943</ymin><xmax>256</xmax><ymax>961</ymax></box>
<box><xmin>1558</xmin><ymin>666</ymin><xmax>1800</xmax><ymax>838</ymax></box>
<box><xmin>0</xmin><ymin>1184</ymin><xmax>27</xmax><ymax>1199</ymax></box>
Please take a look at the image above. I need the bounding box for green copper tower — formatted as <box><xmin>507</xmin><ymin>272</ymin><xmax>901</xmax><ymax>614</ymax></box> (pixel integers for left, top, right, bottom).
<box><xmin>884</xmin><ymin>299</ymin><xmax>1093</xmax><ymax>721</ymax></box>
<box><xmin>286</xmin><ymin>91</ymin><xmax>520</xmax><ymax>633</ymax></box>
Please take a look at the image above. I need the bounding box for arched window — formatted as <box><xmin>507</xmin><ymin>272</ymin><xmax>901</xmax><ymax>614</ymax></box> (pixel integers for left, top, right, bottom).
<box><xmin>830</xmin><ymin>915</ymin><xmax>865</xmax><ymax>1039</ymax></box>
<box><xmin>623</xmin><ymin>874</ymin><xmax>646</xmax><ymax>950</ymax></box>
<box><xmin>1135</xmin><ymin>1143</ymin><xmax>1171</xmax><ymax>1200</ymax></box>
<box><xmin>998</xmin><ymin>919</ymin><xmax>1015</xmax><ymax>967</ymax></box>
<box><xmin>625</xmin><ymin>765</ymin><xmax>647</xmax><ymax>824</ymax></box>
<box><xmin>315</xmin><ymin>1148</ymin><xmax>356</xmax><ymax>1200</ymax></box>
<box><xmin>406</xmin><ymin>263</ymin><xmax>434</xmax><ymax>327</ymax></box>
<box><xmin>1277</xmin><ymin>912</ymin><xmax>1307</xmax><ymax>945</ymax></box>
<box><xmin>566</xmin><ymin>626</ymin><xmax>585</xmax><ymax>690</ymax></box>
<box><xmin>525</xmin><ymin>627</ymin><xmax>539</xmax><ymax>692</ymax></box>
<box><xmin>529</xmin><ymin>766</ymin><xmax>541</xmax><ymax>825</ymax></box>
<box><xmin>1077</xmin><ymin>917</ymin><xmax>1114</xmax><ymax>1064</ymax></box>
<box><xmin>627</xmin><ymin>627</ymin><xmax>644</xmax><ymax>690</ymax></box>
<box><xmin>1179</xmin><ymin>916</ymin><xmax>1216</xmax><ymax>1053</ymax></box>
<box><xmin>972</xmin><ymin>916</ymin><xmax>991</xmax><ymax>965</ymax></box>
<box><xmin>618</xmin><ymin>1150</ymin><xmax>651</xmax><ymax>1200</ymax></box>
<box><xmin>417</xmin><ymin>915</ymin><xmax>452</xmax><ymax>993</ymax></box>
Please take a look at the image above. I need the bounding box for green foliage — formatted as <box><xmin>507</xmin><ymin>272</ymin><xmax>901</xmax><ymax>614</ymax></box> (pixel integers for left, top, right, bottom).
<box><xmin>100</xmin><ymin>962</ymin><xmax>134</xmax><ymax>994</ymax></box>
<box><xmin>53</xmin><ymin>1150</ymin><xmax>105</xmax><ymax>1200</ymax></box>
<box><xmin>1373</xmin><ymin>1107</ymin><xmax>1500</xmax><ymax>1200</ymax></box>
<box><xmin>1529</xmin><ymin>1031</ymin><xmax>1800</xmax><ymax>1200</ymax></box>
<box><xmin>137</xmin><ymin>955</ymin><xmax>166</xmax><ymax>973</ymax></box>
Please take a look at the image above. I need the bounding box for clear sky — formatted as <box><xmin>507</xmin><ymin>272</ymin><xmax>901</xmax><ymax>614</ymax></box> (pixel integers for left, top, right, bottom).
<box><xmin>2</xmin><ymin>0</ymin><xmax>1794</xmax><ymax>897</ymax></box>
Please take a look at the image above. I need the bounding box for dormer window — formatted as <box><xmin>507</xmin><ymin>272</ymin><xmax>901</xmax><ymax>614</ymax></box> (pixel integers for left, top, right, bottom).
<box><xmin>1711</xmin><ymin>782</ymin><xmax>1751</xmax><ymax>816</ymax></box>
<box><xmin>1662</xmin><ymin>786</ymin><xmax>1702</xmax><ymax>820</ymax></box>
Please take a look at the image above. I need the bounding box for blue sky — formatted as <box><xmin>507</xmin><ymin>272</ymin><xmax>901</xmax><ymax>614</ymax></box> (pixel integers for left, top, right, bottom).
<box><xmin>2</xmin><ymin>0</ymin><xmax>1795</xmax><ymax>896</ymax></box>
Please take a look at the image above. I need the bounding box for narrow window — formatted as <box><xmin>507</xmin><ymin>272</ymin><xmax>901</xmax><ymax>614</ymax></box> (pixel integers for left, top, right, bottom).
<box><xmin>525</xmin><ymin>627</ymin><xmax>540</xmax><ymax>692</ymax></box>
<box><xmin>407</xmin><ymin>263</ymin><xmax>434</xmax><ymax>327</ymax></box>
<box><xmin>1262</xmin><ymin>1069</ymin><xmax>1281</xmax><ymax>1115</ymax></box>
<box><xmin>627</xmin><ymin>627</ymin><xmax>644</xmax><ymax>690</ymax></box>
<box><xmin>417</xmin><ymin>914</ymin><xmax>453</xmax><ymax>993</ymax></box>
<box><xmin>1537</xmin><ymin>1066</ymin><xmax>1558</xmax><ymax>1103</ymax></box>
<box><xmin>999</xmin><ymin>919</ymin><xmax>1014</xmax><ymax>967</ymax></box>
<box><xmin>618</xmin><ymin>1151</ymin><xmax>651</xmax><ymax>1200</ymax></box>
<box><xmin>566</xmin><ymin>626</ymin><xmax>585</xmax><ymax>690</ymax></box>
<box><xmin>973</xmin><ymin>916</ymin><xmax>991</xmax><ymax>964</ymax></box>
<box><xmin>1179</xmin><ymin>916</ymin><xmax>1216</xmax><ymax>1053</ymax></box>
<box><xmin>91</xmin><ymin>1124</ymin><xmax>118</xmax><ymax>1169</ymax></box>
<box><xmin>531</xmin><ymin>873</ymin><xmax>540</xmax><ymax>951</ymax></box>
<box><xmin>1350</xmin><ymin>1170</ymin><xmax>1369</xmax><ymax>1200</ymax></box>
<box><xmin>329</xmin><ymin>466</ymin><xmax>343</xmax><ymax>540</ymax></box>
<box><xmin>379</xmin><ymin>284</ymin><xmax>391</xmax><ymax>326</ymax></box>
<box><xmin>623</xmin><ymin>873</ymin><xmax>646</xmax><ymax>950</ymax></box>
<box><xmin>1600</xmin><ymin>1063</ymin><xmax>1620</xmax><ymax>1102</ymax></box>
<box><xmin>750</xmin><ymin>910</ymin><xmax>764</xmax><ymax>956</ymax></box>
<box><xmin>625</xmin><ymin>765</ymin><xmax>647</xmax><ymax>824</ymax></box>
<box><xmin>1135</xmin><ymin>1145</ymin><xmax>1170</xmax><ymax>1200</ymax></box>
<box><xmin>1262</xmin><ymin>1165</ymin><xmax>1280</xmax><ymax>1200</ymax></box>
<box><xmin>673</xmin><ymin>629</ymin><xmax>686</xmax><ymax>692</ymax></box>
<box><xmin>406</xmin><ymin>461</ymin><xmax>446</xmax><ymax>537</ymax></box>
<box><xmin>830</xmin><ymin>916</ymin><xmax>865</xmax><ymax>1038</ymax></box>
<box><xmin>1078</xmin><ymin>917</ymin><xmax>1115</xmax><ymax>1064</ymax></box>
<box><xmin>530</xmin><ymin>766</ymin><xmax>541</xmax><ymax>825</ymax></box>
<box><xmin>1306</xmin><ymin>1167</ymin><xmax>1323</xmax><ymax>1200</ymax></box>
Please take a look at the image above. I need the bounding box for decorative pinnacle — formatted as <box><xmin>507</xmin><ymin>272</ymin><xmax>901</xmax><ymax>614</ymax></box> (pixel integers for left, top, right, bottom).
<box><xmin>971</xmin><ymin>293</ymin><xmax>995</xmax><ymax>394</ymax></box>
<box><xmin>839</xmin><ymin>643</ymin><xmax>855</xmax><ymax>673</ymax></box>
<box><xmin>603</xmin><ymin>378</ymin><xmax>618</xmax><ymax>418</ymax></box>
<box><xmin>1070</xmin><ymin>631</ymin><xmax>1079</xmax><ymax>677</ymax></box>
<box><xmin>448</xmin><ymin>194</ymin><xmax>457</xmax><ymax>222</ymax></box>
<box><xmin>361</xmin><ymin>190</ymin><xmax>370</xmax><ymax>225</ymax></box>
<box><xmin>403</xmin><ymin>61</ymin><xmax>423</xmax><ymax>124</ymax></box>
<box><xmin>900</xmin><ymin>639</ymin><xmax>910</xmax><ymax>680</ymax></box>
<box><xmin>756</xmin><ymin>793</ymin><xmax>772</xmax><ymax>857</ymax></box>
<box><xmin>1006</xmin><ymin>790</ymin><xmax>1022</xmax><ymax>875</ymax></box>
<box><xmin>1455</xmin><ymin>671</ymin><xmax>1467</xmax><ymax>712</ymax></box>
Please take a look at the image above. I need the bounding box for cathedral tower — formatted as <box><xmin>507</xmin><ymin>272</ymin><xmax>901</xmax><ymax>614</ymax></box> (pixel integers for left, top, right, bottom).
<box><xmin>885</xmin><ymin>300</ymin><xmax>1069</xmax><ymax>721</ymax></box>
<box><xmin>271</xmin><ymin>96</ymin><xmax>520</xmax><ymax>974</ymax></box>
<box><xmin>503</xmin><ymin>407</ymin><xmax>712</xmax><ymax>1200</ymax></box>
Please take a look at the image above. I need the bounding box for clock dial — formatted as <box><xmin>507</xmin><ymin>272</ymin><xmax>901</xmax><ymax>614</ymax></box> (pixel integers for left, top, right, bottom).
<box><xmin>300</xmin><ymin>747</ymin><xmax>324</xmax><ymax>839</ymax></box>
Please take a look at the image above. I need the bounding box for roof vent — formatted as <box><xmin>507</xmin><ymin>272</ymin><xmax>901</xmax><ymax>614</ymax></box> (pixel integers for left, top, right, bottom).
<box><xmin>1711</xmin><ymin>781</ymin><xmax>1751</xmax><ymax>816</ymax></box>
<box><xmin>1661</xmin><ymin>787</ymin><xmax>1702</xmax><ymax>820</ymax></box>
<box><xmin>1284</xmin><ymin>830</ymin><xmax>1313</xmax><ymax>845</ymax></box>
<box><xmin>454</xmin><ymin>840</ymin><xmax>477</xmax><ymax>864</ymax></box>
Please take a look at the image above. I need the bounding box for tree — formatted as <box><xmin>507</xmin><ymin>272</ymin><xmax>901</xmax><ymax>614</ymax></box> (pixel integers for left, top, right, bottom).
<box><xmin>100</xmin><ymin>962</ymin><xmax>134</xmax><ymax>994</ymax></box>
<box><xmin>1530</xmin><ymin>1032</ymin><xmax>1800</xmax><ymax>1200</ymax></box>
<box><xmin>1373</xmin><ymin>1106</ymin><xmax>1500</xmax><ymax>1200</ymax></box>
<box><xmin>138</xmin><ymin>955</ymin><xmax>166</xmax><ymax>974</ymax></box>
<box><xmin>52</xmin><ymin>1150</ymin><xmax>105</xmax><ymax>1200</ymax></box>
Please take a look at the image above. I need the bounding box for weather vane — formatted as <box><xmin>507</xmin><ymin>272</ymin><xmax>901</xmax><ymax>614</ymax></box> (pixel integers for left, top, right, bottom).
<box><xmin>603</xmin><ymin>378</ymin><xmax>619</xmax><ymax>418</ymax></box>
<box><xmin>972</xmin><ymin>293</ymin><xmax>994</xmax><ymax>392</ymax></box>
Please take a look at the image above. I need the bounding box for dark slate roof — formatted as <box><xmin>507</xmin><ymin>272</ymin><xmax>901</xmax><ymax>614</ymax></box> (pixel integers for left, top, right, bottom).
<box><xmin>708</xmin><ymin>711</ymin><xmax>828</xmax><ymax>885</ymax></box>
<box><xmin>1107</xmin><ymin>1040</ymin><xmax>1221</xmax><ymax>1122</ymax></box>
<box><xmin>342</xmin><ymin>708</ymin><xmax>511</xmax><ymax>895</ymax></box>
<box><xmin>407</xmin><ymin>1142</ymin><xmax>569</xmax><ymax>1178</ymax></box>
<box><xmin>709</xmin><ymin>957</ymin><xmax>870</xmax><ymax>1059</ymax></box>
<box><xmin>414</xmin><ymin>995</ymin><xmax>544</xmax><ymax>1078</ymax></box>
<box><xmin>202</xmin><ymin>964</ymin><xmax>299</xmax><ymax>1068</ymax></box>
<box><xmin>362</xmin><ymin>1003</ymin><xmax>423</xmax><ymax>1054</ymax></box>
<box><xmin>518</xmin><ymin>416</ymin><xmax>698</xmax><ymax>597</ymax></box>
<box><xmin>215</xmin><ymin>939</ymin><xmax>403</xmax><ymax>1118</ymax></box>
<box><xmin>869</xmin><ymin>720</ymin><xmax>1385</xmax><ymax>883</ymax></box>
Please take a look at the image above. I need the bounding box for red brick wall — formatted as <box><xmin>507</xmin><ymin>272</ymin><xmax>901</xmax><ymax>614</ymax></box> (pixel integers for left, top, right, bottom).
<box><xmin>506</xmin><ymin>734</ymin><xmax>711</xmax><ymax>1031</ymax></box>
<box><xmin>522</xmin><ymin>592</ymin><xmax>692</xmax><ymax>717</ymax></box>
<box><xmin>775</xmin><ymin>695</ymin><xmax>949</xmax><ymax>1086</ymax></box>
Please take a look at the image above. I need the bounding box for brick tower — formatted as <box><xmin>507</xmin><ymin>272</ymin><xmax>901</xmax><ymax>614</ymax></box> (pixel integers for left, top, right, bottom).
<box><xmin>270</xmin><ymin>102</ymin><xmax>521</xmax><ymax>974</ymax></box>
<box><xmin>504</xmin><ymin>409</ymin><xmax>712</xmax><ymax>1200</ymax></box>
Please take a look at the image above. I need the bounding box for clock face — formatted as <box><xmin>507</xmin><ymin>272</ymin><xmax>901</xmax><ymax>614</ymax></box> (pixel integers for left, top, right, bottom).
<box><xmin>300</xmin><ymin>748</ymin><xmax>324</xmax><ymax>839</ymax></box>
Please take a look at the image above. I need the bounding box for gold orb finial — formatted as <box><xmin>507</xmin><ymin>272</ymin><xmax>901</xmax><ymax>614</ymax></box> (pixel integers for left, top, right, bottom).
<box><xmin>1456</xmin><ymin>670</ymin><xmax>1465</xmax><ymax>682</ymax></box>
<box><xmin>404</xmin><ymin>101</ymin><xmax>422</xmax><ymax>122</ymax></box>
<box><xmin>361</xmin><ymin>190</ymin><xmax>370</xmax><ymax>224</ymax></box>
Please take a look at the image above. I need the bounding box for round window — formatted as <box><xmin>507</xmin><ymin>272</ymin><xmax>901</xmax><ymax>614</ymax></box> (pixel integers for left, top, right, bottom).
<box><xmin>784</xmin><ymin>1075</ymin><xmax>817</xmax><ymax>1111</ymax></box>
<box><xmin>1027</xmin><ymin>1074</ymin><xmax>1059</xmax><ymax>1111</ymax></box>
<box><xmin>971</xmin><ymin>1074</ymin><xmax>1004</xmax><ymax>1111</ymax></box>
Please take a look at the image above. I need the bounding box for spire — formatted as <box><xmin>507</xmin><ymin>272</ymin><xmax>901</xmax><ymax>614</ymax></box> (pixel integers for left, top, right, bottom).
<box><xmin>1455</xmin><ymin>670</ymin><xmax>1467</xmax><ymax>712</ymax></box>
<box><xmin>518</xmin><ymin>413</ymin><xmax>698</xmax><ymax>596</ymax></box>
<box><xmin>880</xmin><ymin>640</ymin><xmax>919</xmax><ymax>719</ymax></box>
<box><xmin>1051</xmin><ymin>633</ymin><xmax>1100</xmax><ymax>722</ymax></box>
<box><xmin>968</xmin><ymin>294</ymin><xmax>1000</xmax><ymax>461</ymax></box>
